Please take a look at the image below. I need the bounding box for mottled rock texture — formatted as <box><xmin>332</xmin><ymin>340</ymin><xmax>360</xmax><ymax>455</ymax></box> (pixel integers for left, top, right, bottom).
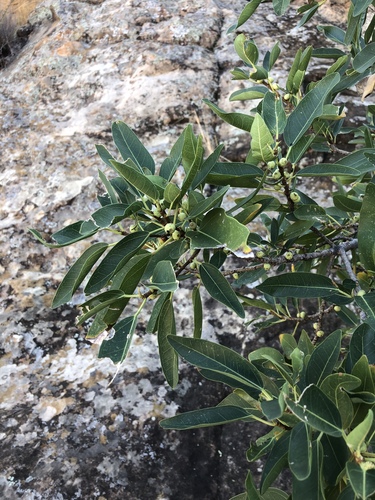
<box><xmin>0</xmin><ymin>0</ymin><xmax>362</xmax><ymax>498</ymax></box>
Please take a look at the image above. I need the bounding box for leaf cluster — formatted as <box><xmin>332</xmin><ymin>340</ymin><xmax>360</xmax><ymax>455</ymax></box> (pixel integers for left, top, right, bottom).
<box><xmin>31</xmin><ymin>0</ymin><xmax>375</xmax><ymax>497</ymax></box>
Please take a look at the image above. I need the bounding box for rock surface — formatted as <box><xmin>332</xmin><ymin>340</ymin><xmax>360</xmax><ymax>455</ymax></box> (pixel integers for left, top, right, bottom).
<box><xmin>0</xmin><ymin>0</ymin><xmax>366</xmax><ymax>498</ymax></box>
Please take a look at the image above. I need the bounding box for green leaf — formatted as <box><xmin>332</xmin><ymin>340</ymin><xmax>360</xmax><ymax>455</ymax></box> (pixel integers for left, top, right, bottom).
<box><xmin>150</xmin><ymin>261</ymin><xmax>178</xmax><ymax>293</ymax></box>
<box><xmin>317</xmin><ymin>25</ymin><xmax>346</xmax><ymax>45</ymax></box>
<box><xmin>262</xmin><ymin>488</ymin><xmax>289</xmax><ymax>500</ymax></box>
<box><xmin>98</xmin><ymin>316</ymin><xmax>137</xmax><ymax>363</ymax></box>
<box><xmin>272</xmin><ymin>0</ymin><xmax>290</xmax><ymax>15</ymax></box>
<box><xmin>320</xmin><ymin>373</ymin><xmax>359</xmax><ymax>429</ymax></box>
<box><xmin>299</xmin><ymin>148</ymin><xmax>375</xmax><ymax>178</ymax></box>
<box><xmin>352</xmin><ymin>43</ymin><xmax>375</xmax><ymax>73</ymax></box>
<box><xmin>77</xmin><ymin>290</ymin><xmax>126</xmax><ymax>325</ymax></box>
<box><xmin>250</xmin><ymin>114</ymin><xmax>275</xmax><ymax>163</ymax></box>
<box><xmin>305</xmin><ymin>330</ymin><xmax>342</xmax><ymax>386</ymax></box>
<box><xmin>346</xmin><ymin>322</ymin><xmax>375</xmax><ymax>372</ymax></box>
<box><xmin>257</xmin><ymin>273</ymin><xmax>339</xmax><ymax>299</ymax></box>
<box><xmin>98</xmin><ymin>169</ymin><xmax>118</xmax><ymax>203</ymax></box>
<box><xmin>289</xmin><ymin>422</ymin><xmax>312</xmax><ymax>480</ymax></box>
<box><xmin>346</xmin><ymin>409</ymin><xmax>373</xmax><ymax>454</ymax></box>
<box><xmin>262</xmin><ymin>92</ymin><xmax>287</xmax><ymax>137</ymax></box>
<box><xmin>291</xmin><ymin>440</ymin><xmax>325</xmax><ymax>500</ymax></box>
<box><xmin>192</xmin><ymin>144</ymin><xmax>224</xmax><ymax>189</ymax></box>
<box><xmin>158</xmin><ymin>301</ymin><xmax>178</xmax><ymax>388</ymax></box>
<box><xmin>160</xmin><ymin>405</ymin><xmax>251</xmax><ymax>430</ymax></box>
<box><xmin>346</xmin><ymin>462</ymin><xmax>375</xmax><ymax>499</ymax></box>
<box><xmin>111</xmin><ymin>121</ymin><xmax>155</xmax><ymax>173</ymax></box>
<box><xmin>30</xmin><ymin>220</ymin><xmax>99</xmax><ymax>248</ymax></box>
<box><xmin>321</xmin><ymin>434</ymin><xmax>349</xmax><ymax>486</ymax></box>
<box><xmin>167</xmin><ymin>336</ymin><xmax>264</xmax><ymax>395</ymax></box>
<box><xmin>284</xmin><ymin>72</ymin><xmax>340</xmax><ymax>146</ymax></box>
<box><xmin>188</xmin><ymin>186</ymin><xmax>229</xmax><ymax>218</ymax></box>
<box><xmin>260</xmin><ymin>432</ymin><xmax>290</xmax><ymax>493</ymax></box>
<box><xmin>203</xmin><ymin>99</ymin><xmax>254</xmax><ymax>132</ymax></box>
<box><xmin>52</xmin><ymin>243</ymin><xmax>108</xmax><ymax>308</ymax></box>
<box><xmin>333</xmin><ymin>195</ymin><xmax>362</xmax><ymax>213</ymax></box>
<box><xmin>96</xmin><ymin>145</ymin><xmax>116</xmax><ymax>169</ymax></box>
<box><xmin>143</xmin><ymin>240</ymin><xmax>187</xmax><ymax>280</ymax></box>
<box><xmin>280</xmin><ymin>333</ymin><xmax>298</xmax><ymax>357</ymax></box>
<box><xmin>91</xmin><ymin>202</ymin><xmax>142</xmax><ymax>228</ymax></box>
<box><xmin>206</xmin><ymin>162</ymin><xmax>263</xmax><ymax>188</ymax></box>
<box><xmin>351</xmin><ymin>0</ymin><xmax>373</xmax><ymax>16</ymax></box>
<box><xmin>85</xmin><ymin>232</ymin><xmax>149</xmax><ymax>294</ymax></box>
<box><xmin>230</xmin><ymin>86</ymin><xmax>269</xmax><ymax>101</ymax></box>
<box><xmin>110</xmin><ymin>160</ymin><xmax>159</xmax><ymax>200</ymax></box>
<box><xmin>192</xmin><ymin>286</ymin><xmax>203</xmax><ymax>339</ymax></box>
<box><xmin>234</xmin><ymin>34</ymin><xmax>259</xmax><ymax>66</ymax></box>
<box><xmin>294</xmin><ymin>204</ymin><xmax>327</xmax><ymax>221</ymax></box>
<box><xmin>200</xmin><ymin>262</ymin><xmax>245</xmax><ymax>318</ymax></box>
<box><xmin>286</xmin><ymin>385</ymin><xmax>343</xmax><ymax>437</ymax></box>
<box><xmin>146</xmin><ymin>293</ymin><xmax>169</xmax><ymax>334</ymax></box>
<box><xmin>358</xmin><ymin>182</ymin><xmax>375</xmax><ymax>272</ymax></box>
<box><xmin>187</xmin><ymin>208</ymin><xmax>250</xmax><ymax>253</ymax></box>
<box><xmin>227</xmin><ymin>0</ymin><xmax>263</xmax><ymax>32</ymax></box>
<box><xmin>159</xmin><ymin>130</ymin><xmax>185</xmax><ymax>181</ymax></box>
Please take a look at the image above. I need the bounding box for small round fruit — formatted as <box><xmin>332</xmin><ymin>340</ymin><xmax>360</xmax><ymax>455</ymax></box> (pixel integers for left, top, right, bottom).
<box><xmin>279</xmin><ymin>158</ymin><xmax>288</xmax><ymax>167</ymax></box>
<box><xmin>267</xmin><ymin>161</ymin><xmax>276</xmax><ymax>169</ymax></box>
<box><xmin>271</xmin><ymin>83</ymin><xmax>279</xmax><ymax>91</ymax></box>
<box><xmin>283</xmin><ymin>93</ymin><xmax>290</xmax><ymax>101</ymax></box>
<box><xmin>334</xmin><ymin>305</ymin><xmax>341</xmax><ymax>312</ymax></box>
<box><xmin>284</xmin><ymin>251</ymin><xmax>293</xmax><ymax>260</ymax></box>
<box><xmin>290</xmin><ymin>192</ymin><xmax>301</xmax><ymax>203</ymax></box>
<box><xmin>256</xmin><ymin>251</ymin><xmax>265</xmax><ymax>258</ymax></box>
<box><xmin>272</xmin><ymin>170</ymin><xmax>281</xmax><ymax>180</ymax></box>
<box><xmin>164</xmin><ymin>223</ymin><xmax>176</xmax><ymax>233</ymax></box>
<box><xmin>263</xmin><ymin>263</ymin><xmax>271</xmax><ymax>271</ymax></box>
<box><xmin>232</xmin><ymin>273</ymin><xmax>239</xmax><ymax>280</ymax></box>
<box><xmin>153</xmin><ymin>208</ymin><xmax>162</xmax><ymax>217</ymax></box>
<box><xmin>299</xmin><ymin>311</ymin><xmax>306</xmax><ymax>320</ymax></box>
<box><xmin>316</xmin><ymin>330</ymin><xmax>325</xmax><ymax>338</ymax></box>
<box><xmin>357</xmin><ymin>290</ymin><xmax>366</xmax><ymax>297</ymax></box>
<box><xmin>178</xmin><ymin>212</ymin><xmax>187</xmax><ymax>222</ymax></box>
<box><xmin>172</xmin><ymin>230</ymin><xmax>181</xmax><ymax>240</ymax></box>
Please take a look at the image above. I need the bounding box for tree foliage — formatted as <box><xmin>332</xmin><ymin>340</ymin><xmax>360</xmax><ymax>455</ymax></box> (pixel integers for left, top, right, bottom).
<box><xmin>32</xmin><ymin>1</ymin><xmax>375</xmax><ymax>498</ymax></box>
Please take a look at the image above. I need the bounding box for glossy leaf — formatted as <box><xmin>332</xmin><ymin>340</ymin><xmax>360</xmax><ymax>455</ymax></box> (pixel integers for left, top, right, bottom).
<box><xmin>200</xmin><ymin>262</ymin><xmax>245</xmax><ymax>318</ymax></box>
<box><xmin>291</xmin><ymin>440</ymin><xmax>324</xmax><ymax>500</ymax></box>
<box><xmin>289</xmin><ymin>422</ymin><xmax>311</xmax><ymax>480</ymax></box>
<box><xmin>158</xmin><ymin>300</ymin><xmax>178</xmax><ymax>388</ymax></box>
<box><xmin>352</xmin><ymin>43</ymin><xmax>375</xmax><ymax>73</ymax></box>
<box><xmin>227</xmin><ymin>0</ymin><xmax>263</xmax><ymax>32</ymax></box>
<box><xmin>284</xmin><ymin>72</ymin><xmax>340</xmax><ymax>146</ymax></box>
<box><xmin>250</xmin><ymin>113</ymin><xmax>275</xmax><ymax>163</ymax></box>
<box><xmin>260</xmin><ymin>432</ymin><xmax>290</xmax><ymax>493</ymax></box>
<box><xmin>111</xmin><ymin>121</ymin><xmax>155</xmax><ymax>173</ymax></box>
<box><xmin>167</xmin><ymin>336</ymin><xmax>264</xmax><ymax>395</ymax></box>
<box><xmin>230</xmin><ymin>86</ymin><xmax>269</xmax><ymax>101</ymax></box>
<box><xmin>159</xmin><ymin>130</ymin><xmax>185</xmax><ymax>181</ymax></box>
<box><xmin>206</xmin><ymin>162</ymin><xmax>262</xmax><ymax>187</ymax></box>
<box><xmin>98</xmin><ymin>315</ymin><xmax>137</xmax><ymax>363</ymax></box>
<box><xmin>187</xmin><ymin>208</ymin><xmax>249</xmax><ymax>252</ymax></box>
<box><xmin>287</xmin><ymin>385</ymin><xmax>343</xmax><ymax>436</ymax></box>
<box><xmin>30</xmin><ymin>220</ymin><xmax>99</xmax><ymax>248</ymax></box>
<box><xmin>305</xmin><ymin>330</ymin><xmax>342</xmax><ymax>386</ymax></box>
<box><xmin>346</xmin><ymin>322</ymin><xmax>375</xmax><ymax>372</ymax></box>
<box><xmin>272</xmin><ymin>0</ymin><xmax>290</xmax><ymax>15</ymax></box>
<box><xmin>188</xmin><ymin>186</ymin><xmax>229</xmax><ymax>218</ymax></box>
<box><xmin>151</xmin><ymin>261</ymin><xmax>178</xmax><ymax>293</ymax></box>
<box><xmin>52</xmin><ymin>243</ymin><xmax>108</xmax><ymax>308</ymax></box>
<box><xmin>110</xmin><ymin>160</ymin><xmax>159</xmax><ymax>200</ymax></box>
<box><xmin>320</xmin><ymin>373</ymin><xmax>359</xmax><ymax>428</ymax></box>
<box><xmin>346</xmin><ymin>409</ymin><xmax>373</xmax><ymax>454</ymax></box>
<box><xmin>203</xmin><ymin>99</ymin><xmax>254</xmax><ymax>132</ymax></box>
<box><xmin>85</xmin><ymin>232</ymin><xmax>149</xmax><ymax>294</ymax></box>
<box><xmin>192</xmin><ymin>286</ymin><xmax>203</xmax><ymax>339</ymax></box>
<box><xmin>346</xmin><ymin>462</ymin><xmax>375</xmax><ymax>499</ymax></box>
<box><xmin>321</xmin><ymin>434</ymin><xmax>349</xmax><ymax>486</ymax></box>
<box><xmin>160</xmin><ymin>405</ymin><xmax>251</xmax><ymax>430</ymax></box>
<box><xmin>77</xmin><ymin>290</ymin><xmax>126</xmax><ymax>325</ymax></box>
<box><xmin>257</xmin><ymin>273</ymin><xmax>339</xmax><ymax>298</ymax></box>
<box><xmin>358</xmin><ymin>182</ymin><xmax>375</xmax><ymax>272</ymax></box>
<box><xmin>191</xmin><ymin>144</ymin><xmax>224</xmax><ymax>189</ymax></box>
<box><xmin>262</xmin><ymin>92</ymin><xmax>287</xmax><ymax>136</ymax></box>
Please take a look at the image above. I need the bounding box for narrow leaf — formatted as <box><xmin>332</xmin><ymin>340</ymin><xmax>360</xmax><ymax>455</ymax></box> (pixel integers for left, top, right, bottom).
<box><xmin>52</xmin><ymin>243</ymin><xmax>108</xmax><ymax>308</ymax></box>
<box><xmin>284</xmin><ymin>72</ymin><xmax>340</xmax><ymax>146</ymax></box>
<box><xmin>158</xmin><ymin>301</ymin><xmax>178</xmax><ymax>388</ymax></box>
<box><xmin>200</xmin><ymin>262</ymin><xmax>245</xmax><ymax>318</ymax></box>
<box><xmin>111</xmin><ymin>121</ymin><xmax>155</xmax><ymax>173</ymax></box>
